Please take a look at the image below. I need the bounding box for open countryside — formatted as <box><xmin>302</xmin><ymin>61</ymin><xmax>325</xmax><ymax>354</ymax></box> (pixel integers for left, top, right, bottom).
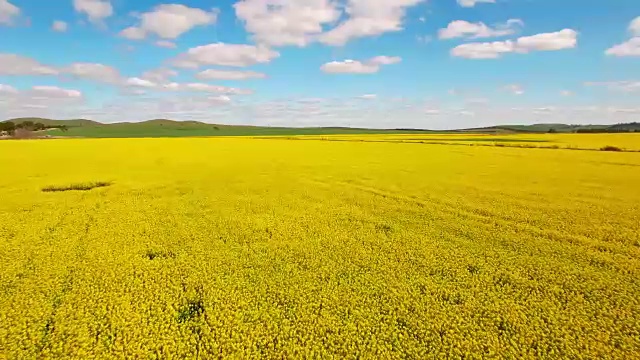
<box><xmin>2</xmin><ymin>0</ymin><xmax>640</xmax><ymax>358</ymax></box>
<box><xmin>1</xmin><ymin>134</ymin><xmax>639</xmax><ymax>358</ymax></box>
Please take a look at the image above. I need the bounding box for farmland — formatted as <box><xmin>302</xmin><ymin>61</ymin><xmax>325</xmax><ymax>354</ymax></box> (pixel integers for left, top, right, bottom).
<box><xmin>1</xmin><ymin>135</ymin><xmax>639</xmax><ymax>358</ymax></box>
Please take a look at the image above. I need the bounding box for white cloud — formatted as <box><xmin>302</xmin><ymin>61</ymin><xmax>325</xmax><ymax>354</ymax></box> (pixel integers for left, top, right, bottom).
<box><xmin>140</xmin><ymin>68</ymin><xmax>177</xmax><ymax>83</ymax></box>
<box><xmin>585</xmin><ymin>80</ymin><xmax>640</xmax><ymax>93</ymax></box>
<box><xmin>605</xmin><ymin>37</ymin><xmax>640</xmax><ymax>57</ymax></box>
<box><xmin>560</xmin><ymin>90</ymin><xmax>574</xmax><ymax>97</ymax></box>
<box><xmin>171</xmin><ymin>43</ymin><xmax>280</xmax><ymax>68</ymax></box>
<box><xmin>451</xmin><ymin>29</ymin><xmax>578</xmax><ymax>59</ymax></box>
<box><xmin>457</xmin><ymin>0</ymin><xmax>495</xmax><ymax>7</ymax></box>
<box><xmin>234</xmin><ymin>0</ymin><xmax>340</xmax><ymax>47</ymax></box>
<box><xmin>321</xmin><ymin>60</ymin><xmax>379</xmax><ymax>74</ymax></box>
<box><xmin>516</xmin><ymin>29</ymin><xmax>578</xmax><ymax>52</ymax></box>
<box><xmin>318</xmin><ymin>0</ymin><xmax>425</xmax><ymax>46</ymax></box>
<box><xmin>31</xmin><ymin>86</ymin><xmax>82</xmax><ymax>98</ymax></box>
<box><xmin>0</xmin><ymin>54</ymin><xmax>59</xmax><ymax>75</ymax></box>
<box><xmin>0</xmin><ymin>0</ymin><xmax>20</xmax><ymax>25</ymax></box>
<box><xmin>451</xmin><ymin>40</ymin><xmax>515</xmax><ymax>59</ymax></box>
<box><xmin>125</xmin><ymin>77</ymin><xmax>157</xmax><ymax>88</ymax></box>
<box><xmin>176</xmin><ymin>83</ymin><xmax>251</xmax><ymax>95</ymax></box>
<box><xmin>1</xmin><ymin>86</ymin><xmax>86</xmax><ymax>119</ymax></box>
<box><xmin>630</xmin><ymin>16</ymin><xmax>640</xmax><ymax>36</ymax></box>
<box><xmin>234</xmin><ymin>0</ymin><xmax>424</xmax><ymax>47</ymax></box>
<box><xmin>196</xmin><ymin>69</ymin><xmax>266</xmax><ymax>80</ymax></box>
<box><xmin>605</xmin><ymin>17</ymin><xmax>640</xmax><ymax>57</ymax></box>
<box><xmin>120</xmin><ymin>26</ymin><xmax>146</xmax><ymax>40</ymax></box>
<box><xmin>3</xmin><ymin>91</ymin><xmax>638</xmax><ymax>130</ymax></box>
<box><xmin>439</xmin><ymin>19</ymin><xmax>523</xmax><ymax>40</ymax></box>
<box><xmin>73</xmin><ymin>0</ymin><xmax>113</xmax><ymax>23</ymax></box>
<box><xmin>52</xmin><ymin>20</ymin><xmax>68</xmax><ymax>32</ymax></box>
<box><xmin>123</xmin><ymin>76</ymin><xmax>251</xmax><ymax>95</ymax></box>
<box><xmin>120</xmin><ymin>4</ymin><xmax>217</xmax><ymax>40</ymax></box>
<box><xmin>208</xmin><ymin>95</ymin><xmax>232</xmax><ymax>104</ymax></box>
<box><xmin>358</xmin><ymin>94</ymin><xmax>377</xmax><ymax>99</ymax></box>
<box><xmin>64</xmin><ymin>63</ymin><xmax>122</xmax><ymax>83</ymax></box>
<box><xmin>0</xmin><ymin>84</ymin><xmax>18</xmax><ymax>93</ymax></box>
<box><xmin>321</xmin><ymin>56</ymin><xmax>401</xmax><ymax>74</ymax></box>
<box><xmin>155</xmin><ymin>40</ymin><xmax>177</xmax><ymax>48</ymax></box>
<box><xmin>504</xmin><ymin>84</ymin><xmax>524</xmax><ymax>95</ymax></box>
<box><xmin>368</xmin><ymin>56</ymin><xmax>402</xmax><ymax>65</ymax></box>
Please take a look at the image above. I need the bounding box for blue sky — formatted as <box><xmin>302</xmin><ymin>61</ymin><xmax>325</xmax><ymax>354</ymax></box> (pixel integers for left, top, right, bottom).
<box><xmin>0</xmin><ymin>0</ymin><xmax>639</xmax><ymax>129</ymax></box>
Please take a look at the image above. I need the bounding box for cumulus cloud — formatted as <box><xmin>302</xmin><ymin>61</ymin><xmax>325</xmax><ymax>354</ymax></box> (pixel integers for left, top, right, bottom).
<box><xmin>321</xmin><ymin>56</ymin><xmax>402</xmax><ymax>74</ymax></box>
<box><xmin>605</xmin><ymin>17</ymin><xmax>640</xmax><ymax>57</ymax></box>
<box><xmin>451</xmin><ymin>41</ymin><xmax>515</xmax><ymax>59</ymax></box>
<box><xmin>439</xmin><ymin>19</ymin><xmax>523</xmax><ymax>40</ymax></box>
<box><xmin>234</xmin><ymin>0</ymin><xmax>339</xmax><ymax>47</ymax></box>
<box><xmin>125</xmin><ymin>77</ymin><xmax>156</xmax><ymax>88</ymax></box>
<box><xmin>457</xmin><ymin>0</ymin><xmax>495</xmax><ymax>7</ymax></box>
<box><xmin>0</xmin><ymin>53</ymin><xmax>251</xmax><ymax>97</ymax></box>
<box><xmin>123</xmin><ymin>76</ymin><xmax>252</xmax><ymax>95</ymax></box>
<box><xmin>0</xmin><ymin>84</ymin><xmax>18</xmax><ymax>93</ymax></box>
<box><xmin>451</xmin><ymin>29</ymin><xmax>578</xmax><ymax>59</ymax></box>
<box><xmin>234</xmin><ymin>0</ymin><xmax>424</xmax><ymax>47</ymax></box>
<box><xmin>516</xmin><ymin>29</ymin><xmax>578</xmax><ymax>52</ymax></box>
<box><xmin>140</xmin><ymin>68</ymin><xmax>178</xmax><ymax>83</ymax></box>
<box><xmin>630</xmin><ymin>16</ymin><xmax>640</xmax><ymax>36</ymax></box>
<box><xmin>175</xmin><ymin>83</ymin><xmax>251</xmax><ymax>94</ymax></box>
<box><xmin>120</xmin><ymin>4</ymin><xmax>217</xmax><ymax>41</ymax></box>
<box><xmin>171</xmin><ymin>43</ymin><xmax>280</xmax><ymax>68</ymax></box>
<box><xmin>318</xmin><ymin>0</ymin><xmax>425</xmax><ymax>46</ymax></box>
<box><xmin>606</xmin><ymin>37</ymin><xmax>640</xmax><ymax>57</ymax></box>
<box><xmin>0</xmin><ymin>53</ymin><xmax>59</xmax><ymax>75</ymax></box>
<box><xmin>73</xmin><ymin>0</ymin><xmax>112</xmax><ymax>23</ymax></box>
<box><xmin>196</xmin><ymin>69</ymin><xmax>266</xmax><ymax>80</ymax></box>
<box><xmin>369</xmin><ymin>56</ymin><xmax>402</xmax><ymax>65</ymax></box>
<box><xmin>52</xmin><ymin>20</ymin><xmax>68</xmax><ymax>32</ymax></box>
<box><xmin>63</xmin><ymin>63</ymin><xmax>122</xmax><ymax>84</ymax></box>
<box><xmin>31</xmin><ymin>86</ymin><xmax>82</xmax><ymax>98</ymax></box>
<box><xmin>0</xmin><ymin>0</ymin><xmax>20</xmax><ymax>25</ymax></box>
<box><xmin>1</xmin><ymin>85</ymin><xmax>86</xmax><ymax>119</ymax></box>
<box><xmin>119</xmin><ymin>26</ymin><xmax>146</xmax><ymax>40</ymax></box>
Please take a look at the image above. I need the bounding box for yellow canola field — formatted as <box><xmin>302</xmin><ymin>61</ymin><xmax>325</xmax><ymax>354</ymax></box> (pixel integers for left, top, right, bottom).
<box><xmin>1</xmin><ymin>137</ymin><xmax>639</xmax><ymax>359</ymax></box>
<box><xmin>293</xmin><ymin>133</ymin><xmax>640</xmax><ymax>151</ymax></box>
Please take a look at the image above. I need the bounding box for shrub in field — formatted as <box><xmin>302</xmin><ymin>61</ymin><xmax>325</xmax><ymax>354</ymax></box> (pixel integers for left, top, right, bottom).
<box><xmin>41</xmin><ymin>181</ymin><xmax>112</xmax><ymax>192</ymax></box>
<box><xmin>600</xmin><ymin>145</ymin><xmax>622</xmax><ymax>152</ymax></box>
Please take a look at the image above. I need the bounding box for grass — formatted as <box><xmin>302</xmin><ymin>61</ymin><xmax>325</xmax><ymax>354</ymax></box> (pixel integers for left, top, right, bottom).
<box><xmin>43</xmin><ymin>121</ymin><xmax>434</xmax><ymax>138</ymax></box>
<box><xmin>0</xmin><ymin>136</ymin><xmax>639</xmax><ymax>358</ymax></box>
<box><xmin>41</xmin><ymin>181</ymin><xmax>112</xmax><ymax>192</ymax></box>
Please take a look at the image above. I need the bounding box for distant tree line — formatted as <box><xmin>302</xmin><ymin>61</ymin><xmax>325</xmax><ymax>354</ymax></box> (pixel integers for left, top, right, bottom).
<box><xmin>0</xmin><ymin>121</ymin><xmax>68</xmax><ymax>136</ymax></box>
<box><xmin>547</xmin><ymin>123</ymin><xmax>640</xmax><ymax>134</ymax></box>
<box><xmin>575</xmin><ymin>128</ymin><xmax>639</xmax><ymax>133</ymax></box>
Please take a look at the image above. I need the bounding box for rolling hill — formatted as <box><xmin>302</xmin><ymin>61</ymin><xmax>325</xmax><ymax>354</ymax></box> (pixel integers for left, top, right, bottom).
<box><xmin>1</xmin><ymin>118</ymin><xmax>638</xmax><ymax>138</ymax></box>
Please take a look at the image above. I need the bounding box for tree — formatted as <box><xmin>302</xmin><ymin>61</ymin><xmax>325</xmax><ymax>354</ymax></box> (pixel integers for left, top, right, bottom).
<box><xmin>548</xmin><ymin>128</ymin><xmax>557</xmax><ymax>134</ymax></box>
<box><xmin>0</xmin><ymin>121</ymin><xmax>16</xmax><ymax>133</ymax></box>
<box><xmin>33</xmin><ymin>122</ymin><xmax>45</xmax><ymax>131</ymax></box>
<box><xmin>21</xmin><ymin>121</ymin><xmax>35</xmax><ymax>130</ymax></box>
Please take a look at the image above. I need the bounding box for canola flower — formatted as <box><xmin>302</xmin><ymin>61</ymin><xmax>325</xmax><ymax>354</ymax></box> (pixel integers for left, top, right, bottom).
<box><xmin>0</xmin><ymin>136</ymin><xmax>639</xmax><ymax>358</ymax></box>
